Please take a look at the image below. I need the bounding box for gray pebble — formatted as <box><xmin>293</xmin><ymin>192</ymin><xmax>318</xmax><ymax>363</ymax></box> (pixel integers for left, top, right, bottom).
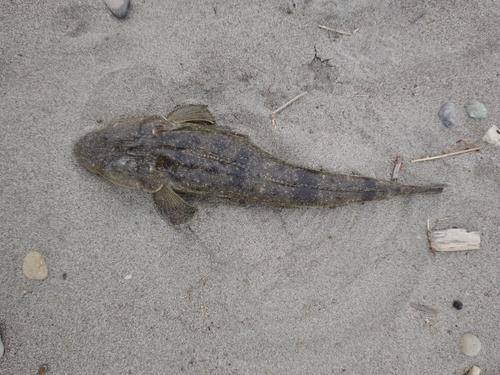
<box><xmin>438</xmin><ymin>102</ymin><xmax>456</xmax><ymax>128</ymax></box>
<box><xmin>104</xmin><ymin>0</ymin><xmax>130</xmax><ymax>18</ymax></box>
<box><xmin>0</xmin><ymin>333</ymin><xmax>3</xmax><ymax>357</ymax></box>
<box><xmin>465</xmin><ymin>100</ymin><xmax>487</xmax><ymax>119</ymax></box>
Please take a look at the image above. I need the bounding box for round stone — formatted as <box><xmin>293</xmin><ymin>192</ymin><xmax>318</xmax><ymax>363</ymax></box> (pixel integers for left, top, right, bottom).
<box><xmin>438</xmin><ymin>102</ymin><xmax>456</xmax><ymax>128</ymax></box>
<box><xmin>23</xmin><ymin>251</ymin><xmax>48</xmax><ymax>280</ymax></box>
<box><xmin>465</xmin><ymin>101</ymin><xmax>487</xmax><ymax>119</ymax></box>
<box><xmin>462</xmin><ymin>333</ymin><xmax>481</xmax><ymax>356</ymax></box>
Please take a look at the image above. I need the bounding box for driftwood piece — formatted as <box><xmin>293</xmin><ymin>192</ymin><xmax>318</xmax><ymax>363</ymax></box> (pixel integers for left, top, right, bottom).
<box><xmin>432</xmin><ymin>228</ymin><xmax>480</xmax><ymax>252</ymax></box>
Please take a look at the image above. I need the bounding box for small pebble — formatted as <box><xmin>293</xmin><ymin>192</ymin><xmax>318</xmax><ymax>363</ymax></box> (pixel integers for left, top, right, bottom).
<box><xmin>482</xmin><ymin>125</ymin><xmax>500</xmax><ymax>146</ymax></box>
<box><xmin>104</xmin><ymin>0</ymin><xmax>130</xmax><ymax>18</ymax></box>
<box><xmin>438</xmin><ymin>102</ymin><xmax>456</xmax><ymax>128</ymax></box>
<box><xmin>465</xmin><ymin>100</ymin><xmax>487</xmax><ymax>119</ymax></box>
<box><xmin>453</xmin><ymin>300</ymin><xmax>463</xmax><ymax>310</ymax></box>
<box><xmin>124</xmin><ymin>275</ymin><xmax>132</xmax><ymax>280</ymax></box>
<box><xmin>462</xmin><ymin>333</ymin><xmax>481</xmax><ymax>356</ymax></box>
<box><xmin>23</xmin><ymin>251</ymin><xmax>48</xmax><ymax>280</ymax></box>
<box><xmin>38</xmin><ymin>365</ymin><xmax>48</xmax><ymax>375</ymax></box>
<box><xmin>0</xmin><ymin>333</ymin><xmax>4</xmax><ymax>357</ymax></box>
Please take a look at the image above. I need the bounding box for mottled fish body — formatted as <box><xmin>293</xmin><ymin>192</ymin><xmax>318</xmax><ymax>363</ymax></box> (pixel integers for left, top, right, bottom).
<box><xmin>75</xmin><ymin>105</ymin><xmax>444</xmax><ymax>224</ymax></box>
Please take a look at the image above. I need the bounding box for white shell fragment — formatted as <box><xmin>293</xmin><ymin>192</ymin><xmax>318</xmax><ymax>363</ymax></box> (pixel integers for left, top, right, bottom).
<box><xmin>104</xmin><ymin>0</ymin><xmax>130</xmax><ymax>18</ymax></box>
<box><xmin>466</xmin><ymin>365</ymin><xmax>481</xmax><ymax>375</ymax></box>
<box><xmin>23</xmin><ymin>251</ymin><xmax>48</xmax><ymax>280</ymax></box>
<box><xmin>432</xmin><ymin>228</ymin><xmax>480</xmax><ymax>252</ymax></box>
<box><xmin>482</xmin><ymin>125</ymin><xmax>500</xmax><ymax>146</ymax></box>
<box><xmin>462</xmin><ymin>333</ymin><xmax>481</xmax><ymax>356</ymax></box>
<box><xmin>438</xmin><ymin>102</ymin><xmax>456</xmax><ymax>128</ymax></box>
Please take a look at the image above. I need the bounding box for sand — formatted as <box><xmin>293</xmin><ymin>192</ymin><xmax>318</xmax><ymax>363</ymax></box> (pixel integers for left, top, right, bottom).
<box><xmin>1</xmin><ymin>1</ymin><xmax>499</xmax><ymax>374</ymax></box>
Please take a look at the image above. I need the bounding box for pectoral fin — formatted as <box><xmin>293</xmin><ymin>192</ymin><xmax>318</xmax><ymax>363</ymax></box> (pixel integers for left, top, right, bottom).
<box><xmin>166</xmin><ymin>105</ymin><xmax>215</xmax><ymax>125</ymax></box>
<box><xmin>153</xmin><ymin>186</ymin><xmax>198</xmax><ymax>225</ymax></box>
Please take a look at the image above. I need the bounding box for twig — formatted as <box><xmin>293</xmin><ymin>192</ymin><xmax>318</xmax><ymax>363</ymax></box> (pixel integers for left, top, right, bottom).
<box><xmin>272</xmin><ymin>92</ymin><xmax>308</xmax><ymax>116</ymax></box>
<box><xmin>391</xmin><ymin>155</ymin><xmax>403</xmax><ymax>181</ymax></box>
<box><xmin>318</xmin><ymin>25</ymin><xmax>352</xmax><ymax>36</ymax></box>
<box><xmin>271</xmin><ymin>92</ymin><xmax>308</xmax><ymax>126</ymax></box>
<box><xmin>427</xmin><ymin>219</ymin><xmax>437</xmax><ymax>257</ymax></box>
<box><xmin>410</xmin><ymin>302</ymin><xmax>438</xmax><ymax>315</ymax></box>
<box><xmin>352</xmin><ymin>27</ymin><xmax>360</xmax><ymax>34</ymax></box>
<box><xmin>411</xmin><ymin>147</ymin><xmax>481</xmax><ymax>163</ymax></box>
<box><xmin>434</xmin><ymin>216</ymin><xmax>451</xmax><ymax>226</ymax></box>
<box><xmin>410</xmin><ymin>11</ymin><xmax>427</xmax><ymax>24</ymax></box>
<box><xmin>198</xmin><ymin>272</ymin><xmax>211</xmax><ymax>284</ymax></box>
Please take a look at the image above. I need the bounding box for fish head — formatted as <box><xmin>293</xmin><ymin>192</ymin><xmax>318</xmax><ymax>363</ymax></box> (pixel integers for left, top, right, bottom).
<box><xmin>74</xmin><ymin>116</ymin><xmax>167</xmax><ymax>191</ymax></box>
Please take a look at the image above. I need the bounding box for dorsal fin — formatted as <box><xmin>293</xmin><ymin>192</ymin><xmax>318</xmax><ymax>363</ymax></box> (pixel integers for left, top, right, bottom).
<box><xmin>166</xmin><ymin>105</ymin><xmax>215</xmax><ymax>125</ymax></box>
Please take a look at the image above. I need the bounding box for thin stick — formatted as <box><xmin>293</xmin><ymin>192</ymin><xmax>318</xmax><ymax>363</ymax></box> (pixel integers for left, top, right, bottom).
<box><xmin>410</xmin><ymin>11</ymin><xmax>427</xmax><ymax>24</ymax></box>
<box><xmin>410</xmin><ymin>302</ymin><xmax>438</xmax><ymax>315</ymax></box>
<box><xmin>352</xmin><ymin>27</ymin><xmax>360</xmax><ymax>34</ymax></box>
<box><xmin>427</xmin><ymin>219</ymin><xmax>437</xmax><ymax>257</ymax></box>
<box><xmin>318</xmin><ymin>25</ymin><xmax>352</xmax><ymax>36</ymax></box>
<box><xmin>391</xmin><ymin>155</ymin><xmax>403</xmax><ymax>181</ymax></box>
<box><xmin>434</xmin><ymin>216</ymin><xmax>451</xmax><ymax>227</ymax></box>
<box><xmin>272</xmin><ymin>92</ymin><xmax>308</xmax><ymax>116</ymax></box>
<box><xmin>411</xmin><ymin>147</ymin><xmax>480</xmax><ymax>163</ymax></box>
<box><xmin>198</xmin><ymin>272</ymin><xmax>211</xmax><ymax>284</ymax></box>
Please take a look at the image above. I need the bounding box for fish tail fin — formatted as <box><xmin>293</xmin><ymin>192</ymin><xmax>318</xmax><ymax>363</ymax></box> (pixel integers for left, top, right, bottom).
<box><xmin>400</xmin><ymin>183</ymin><xmax>446</xmax><ymax>195</ymax></box>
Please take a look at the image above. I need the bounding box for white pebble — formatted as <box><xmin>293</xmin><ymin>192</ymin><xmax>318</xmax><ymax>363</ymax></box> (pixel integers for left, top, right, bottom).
<box><xmin>482</xmin><ymin>125</ymin><xmax>500</xmax><ymax>146</ymax></box>
<box><xmin>462</xmin><ymin>333</ymin><xmax>481</xmax><ymax>356</ymax></box>
<box><xmin>124</xmin><ymin>275</ymin><xmax>132</xmax><ymax>280</ymax></box>
<box><xmin>23</xmin><ymin>251</ymin><xmax>48</xmax><ymax>280</ymax></box>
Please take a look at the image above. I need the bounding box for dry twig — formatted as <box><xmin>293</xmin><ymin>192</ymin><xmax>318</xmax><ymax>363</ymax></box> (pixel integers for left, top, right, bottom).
<box><xmin>411</xmin><ymin>147</ymin><xmax>480</xmax><ymax>163</ymax></box>
<box><xmin>410</xmin><ymin>11</ymin><xmax>427</xmax><ymax>24</ymax></box>
<box><xmin>318</xmin><ymin>25</ymin><xmax>352</xmax><ymax>35</ymax></box>
<box><xmin>410</xmin><ymin>302</ymin><xmax>438</xmax><ymax>315</ymax></box>
<box><xmin>271</xmin><ymin>91</ymin><xmax>308</xmax><ymax>126</ymax></box>
<box><xmin>427</xmin><ymin>219</ymin><xmax>437</xmax><ymax>257</ymax></box>
<box><xmin>198</xmin><ymin>272</ymin><xmax>211</xmax><ymax>284</ymax></box>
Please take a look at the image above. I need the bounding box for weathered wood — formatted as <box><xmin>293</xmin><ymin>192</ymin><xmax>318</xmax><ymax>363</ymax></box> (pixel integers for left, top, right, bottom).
<box><xmin>432</xmin><ymin>228</ymin><xmax>480</xmax><ymax>252</ymax></box>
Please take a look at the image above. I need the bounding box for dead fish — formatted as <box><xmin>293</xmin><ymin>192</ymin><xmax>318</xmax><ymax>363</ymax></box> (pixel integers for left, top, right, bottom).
<box><xmin>75</xmin><ymin>105</ymin><xmax>445</xmax><ymax>225</ymax></box>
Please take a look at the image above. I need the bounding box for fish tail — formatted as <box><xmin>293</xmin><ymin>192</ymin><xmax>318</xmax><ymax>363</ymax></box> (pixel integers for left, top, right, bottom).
<box><xmin>399</xmin><ymin>183</ymin><xmax>446</xmax><ymax>195</ymax></box>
